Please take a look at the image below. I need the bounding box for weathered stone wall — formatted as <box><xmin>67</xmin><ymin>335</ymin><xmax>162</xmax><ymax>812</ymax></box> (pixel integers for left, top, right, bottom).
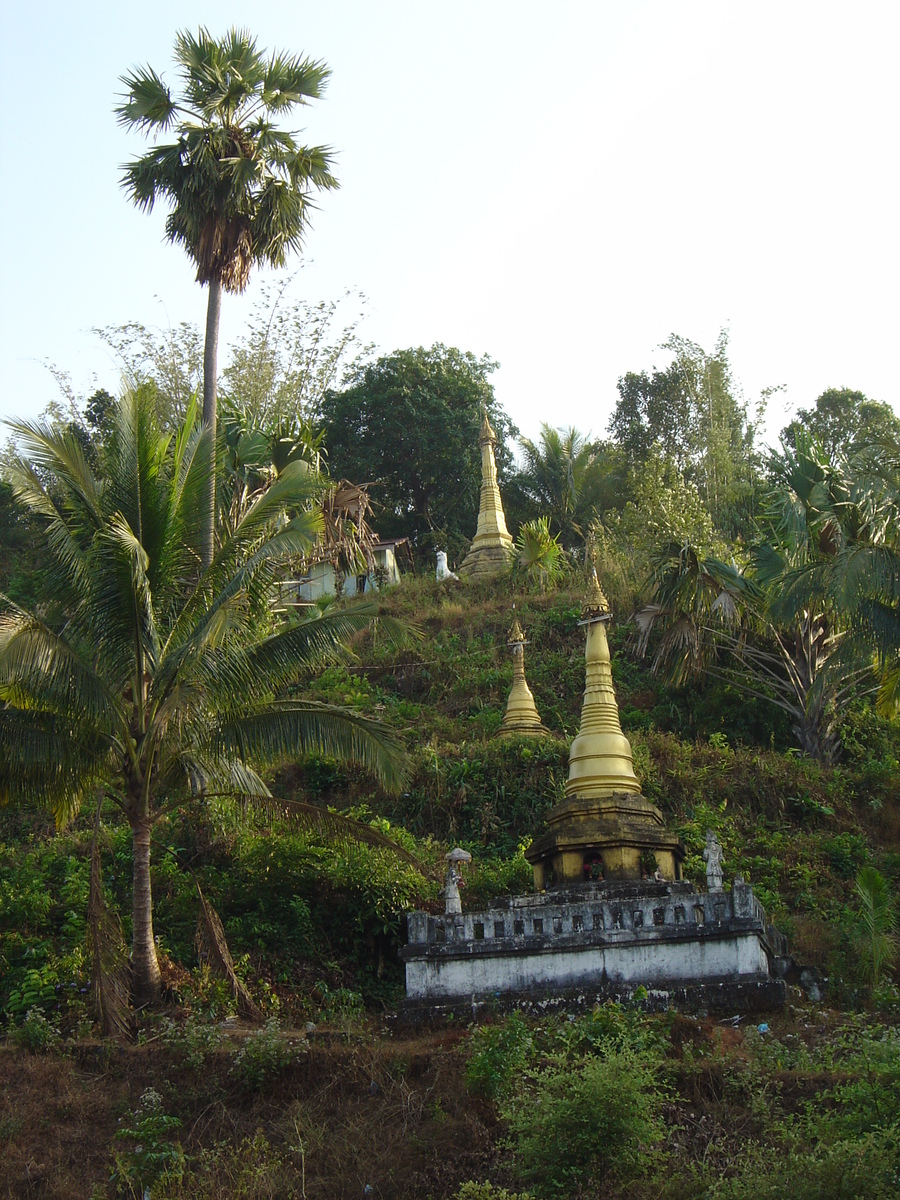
<box><xmin>403</xmin><ymin>880</ymin><xmax>777</xmax><ymax>1002</ymax></box>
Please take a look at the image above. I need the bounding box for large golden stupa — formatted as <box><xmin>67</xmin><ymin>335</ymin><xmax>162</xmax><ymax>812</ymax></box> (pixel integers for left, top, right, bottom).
<box><xmin>458</xmin><ymin>414</ymin><xmax>514</xmax><ymax>579</ymax></box>
<box><xmin>526</xmin><ymin>570</ymin><xmax>684</xmax><ymax>886</ymax></box>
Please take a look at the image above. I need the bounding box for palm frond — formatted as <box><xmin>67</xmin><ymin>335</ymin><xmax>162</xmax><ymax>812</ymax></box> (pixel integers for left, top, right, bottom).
<box><xmin>214</xmin><ymin>458</ymin><xmax>322</xmax><ymax>561</ymax></box>
<box><xmin>4</xmin><ymin>418</ymin><xmax>104</xmax><ymax>526</ymax></box>
<box><xmin>195</xmin><ymin>886</ymin><xmax>262</xmax><ymax>1021</ymax></box>
<box><xmin>0</xmin><ymin>605</ymin><xmax>121</xmax><ymax>730</ymax></box>
<box><xmin>854</xmin><ymin>866</ymin><xmax>899</xmax><ymax>988</ymax></box>
<box><xmin>248</xmin><ymin>796</ymin><xmax>427</xmax><ymax>872</ymax></box>
<box><xmin>0</xmin><ymin>708</ymin><xmax>110</xmax><ymax>826</ymax></box>
<box><xmin>212</xmin><ymin>701</ymin><xmax>408</xmax><ymax>794</ymax></box>
<box><xmin>116</xmin><ymin>66</ymin><xmax>178</xmax><ymax>131</ymax></box>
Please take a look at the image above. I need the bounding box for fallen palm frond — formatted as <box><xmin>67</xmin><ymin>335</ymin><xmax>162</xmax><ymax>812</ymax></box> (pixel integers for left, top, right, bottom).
<box><xmin>313</xmin><ymin>479</ymin><xmax>379</xmax><ymax>576</ymax></box>
<box><xmin>195</xmin><ymin>886</ymin><xmax>263</xmax><ymax>1022</ymax></box>
<box><xmin>88</xmin><ymin>804</ymin><xmax>132</xmax><ymax>1038</ymax></box>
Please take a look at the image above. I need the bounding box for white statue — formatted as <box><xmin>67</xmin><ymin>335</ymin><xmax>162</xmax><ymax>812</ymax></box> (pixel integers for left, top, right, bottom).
<box><xmin>442</xmin><ymin>847</ymin><xmax>471</xmax><ymax>914</ymax></box>
<box><xmin>436</xmin><ymin>550</ymin><xmax>459</xmax><ymax>582</ymax></box>
<box><xmin>703</xmin><ymin>830</ymin><xmax>725</xmax><ymax>892</ymax></box>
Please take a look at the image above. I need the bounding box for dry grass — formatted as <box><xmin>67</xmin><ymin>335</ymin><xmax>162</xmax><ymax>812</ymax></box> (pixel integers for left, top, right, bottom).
<box><xmin>0</xmin><ymin>1027</ymin><xmax>498</xmax><ymax>1200</ymax></box>
<box><xmin>1</xmin><ymin>1005</ymin><xmax>892</xmax><ymax>1200</ymax></box>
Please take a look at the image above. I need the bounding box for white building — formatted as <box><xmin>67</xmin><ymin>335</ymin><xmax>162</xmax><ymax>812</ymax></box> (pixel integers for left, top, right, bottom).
<box><xmin>296</xmin><ymin>538</ymin><xmax>410</xmax><ymax>602</ymax></box>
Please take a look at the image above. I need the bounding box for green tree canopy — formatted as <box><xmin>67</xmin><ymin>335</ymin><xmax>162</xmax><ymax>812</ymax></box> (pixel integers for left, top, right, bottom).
<box><xmin>780</xmin><ymin>388</ymin><xmax>900</xmax><ymax>459</ymax></box>
<box><xmin>636</xmin><ymin>438</ymin><xmax>878</xmax><ymax>763</ymax></box>
<box><xmin>610</xmin><ymin>331</ymin><xmax>763</xmax><ymax>536</ymax></box>
<box><xmin>511</xmin><ymin>425</ymin><xmax>626</xmax><ymax>549</ymax></box>
<box><xmin>317</xmin><ymin>345</ymin><xmax>517</xmax><ymax>562</ymax></box>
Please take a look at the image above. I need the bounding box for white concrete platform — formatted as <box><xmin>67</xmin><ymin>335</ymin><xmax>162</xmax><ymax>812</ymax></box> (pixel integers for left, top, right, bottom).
<box><xmin>402</xmin><ymin>880</ymin><xmax>783</xmax><ymax>1006</ymax></box>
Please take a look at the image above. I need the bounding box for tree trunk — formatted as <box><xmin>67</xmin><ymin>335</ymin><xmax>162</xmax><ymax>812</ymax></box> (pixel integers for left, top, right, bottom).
<box><xmin>130</xmin><ymin>818</ymin><xmax>162</xmax><ymax>1007</ymax></box>
<box><xmin>201</xmin><ymin>278</ymin><xmax>223</xmax><ymax>569</ymax></box>
<box><xmin>793</xmin><ymin>712</ymin><xmax>840</xmax><ymax>766</ymax></box>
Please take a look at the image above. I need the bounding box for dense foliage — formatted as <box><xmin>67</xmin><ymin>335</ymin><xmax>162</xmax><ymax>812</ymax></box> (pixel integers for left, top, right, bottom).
<box><xmin>0</xmin><ymin>391</ymin><xmax>406</xmax><ymax>1005</ymax></box>
<box><xmin>316</xmin><ymin>344</ymin><xmax>518</xmax><ymax>562</ymax></box>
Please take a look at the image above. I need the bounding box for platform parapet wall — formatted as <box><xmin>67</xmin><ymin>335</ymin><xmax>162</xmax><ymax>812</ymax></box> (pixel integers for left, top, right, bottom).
<box><xmin>402</xmin><ymin>880</ymin><xmax>780</xmax><ymax>1004</ymax></box>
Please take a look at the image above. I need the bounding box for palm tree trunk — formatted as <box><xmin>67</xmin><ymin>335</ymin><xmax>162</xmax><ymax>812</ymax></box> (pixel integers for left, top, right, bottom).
<box><xmin>130</xmin><ymin>817</ymin><xmax>162</xmax><ymax>1007</ymax></box>
<box><xmin>201</xmin><ymin>277</ymin><xmax>223</xmax><ymax>568</ymax></box>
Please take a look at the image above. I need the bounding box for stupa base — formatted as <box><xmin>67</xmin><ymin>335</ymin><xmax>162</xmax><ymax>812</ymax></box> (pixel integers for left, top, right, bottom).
<box><xmin>395</xmin><ymin>975</ymin><xmax>786</xmax><ymax>1025</ymax></box>
<box><xmin>458</xmin><ymin>542</ymin><xmax>514</xmax><ymax>579</ymax></box>
<box><xmin>526</xmin><ymin>801</ymin><xmax>686</xmax><ymax>885</ymax></box>
<box><xmin>402</xmin><ymin>879</ymin><xmax>785</xmax><ymax>1014</ymax></box>
<box><xmin>499</xmin><ymin>719</ymin><xmax>552</xmax><ymax>738</ymax></box>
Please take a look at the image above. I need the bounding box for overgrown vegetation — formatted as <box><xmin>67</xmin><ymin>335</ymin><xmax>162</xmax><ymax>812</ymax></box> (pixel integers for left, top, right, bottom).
<box><xmin>3</xmin><ymin>156</ymin><xmax>900</xmax><ymax>1192</ymax></box>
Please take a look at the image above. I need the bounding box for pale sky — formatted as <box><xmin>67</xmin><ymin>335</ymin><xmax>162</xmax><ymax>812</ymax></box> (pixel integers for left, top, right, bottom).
<box><xmin>2</xmin><ymin>1</ymin><xmax>898</xmax><ymax>447</ymax></box>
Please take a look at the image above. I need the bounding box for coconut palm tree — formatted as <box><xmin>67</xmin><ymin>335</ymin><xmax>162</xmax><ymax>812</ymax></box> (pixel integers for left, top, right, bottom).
<box><xmin>0</xmin><ymin>390</ymin><xmax>407</xmax><ymax>1006</ymax></box>
<box><xmin>517</xmin><ymin>425</ymin><xmax>621</xmax><ymax>548</ymax></box>
<box><xmin>117</xmin><ymin>27</ymin><xmax>338</xmax><ymax>566</ymax></box>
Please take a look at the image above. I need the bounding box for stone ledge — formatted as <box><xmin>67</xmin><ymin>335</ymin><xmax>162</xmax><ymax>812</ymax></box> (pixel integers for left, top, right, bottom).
<box><xmin>401</xmin><ymin>917</ymin><xmax>776</xmax><ymax>963</ymax></box>
<box><xmin>392</xmin><ymin>975</ymin><xmax>787</xmax><ymax>1026</ymax></box>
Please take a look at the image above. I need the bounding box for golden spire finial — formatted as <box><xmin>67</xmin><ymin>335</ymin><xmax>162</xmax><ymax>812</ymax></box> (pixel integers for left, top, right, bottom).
<box><xmin>479</xmin><ymin>411</ymin><xmax>497</xmax><ymax>445</ymax></box>
<box><xmin>581</xmin><ymin>567</ymin><xmax>611</xmax><ymax>623</ymax></box>
<box><xmin>509</xmin><ymin>615</ymin><xmax>525</xmax><ymax>644</ymax></box>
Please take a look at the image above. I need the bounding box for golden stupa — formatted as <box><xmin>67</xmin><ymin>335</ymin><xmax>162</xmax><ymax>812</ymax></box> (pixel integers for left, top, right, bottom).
<box><xmin>526</xmin><ymin>570</ymin><xmax>684</xmax><ymax>886</ymax></box>
<box><xmin>458</xmin><ymin>414</ymin><xmax>514</xmax><ymax>579</ymax></box>
<box><xmin>499</xmin><ymin>617</ymin><xmax>550</xmax><ymax>738</ymax></box>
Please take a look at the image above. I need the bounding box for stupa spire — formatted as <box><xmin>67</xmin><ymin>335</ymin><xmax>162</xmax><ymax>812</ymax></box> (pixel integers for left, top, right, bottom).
<box><xmin>525</xmin><ymin>567</ymin><xmax>684</xmax><ymax>885</ymax></box>
<box><xmin>564</xmin><ymin>569</ymin><xmax>641</xmax><ymax>799</ymax></box>
<box><xmin>499</xmin><ymin>615</ymin><xmax>549</xmax><ymax>738</ymax></box>
<box><xmin>458</xmin><ymin>411</ymin><xmax>513</xmax><ymax>579</ymax></box>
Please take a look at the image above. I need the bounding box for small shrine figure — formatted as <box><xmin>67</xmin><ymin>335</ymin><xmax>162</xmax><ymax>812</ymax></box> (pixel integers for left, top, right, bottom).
<box><xmin>436</xmin><ymin>550</ymin><xmax>459</xmax><ymax>582</ymax></box>
<box><xmin>703</xmin><ymin>831</ymin><xmax>725</xmax><ymax>892</ymax></box>
<box><xmin>443</xmin><ymin>847</ymin><xmax>472</xmax><ymax>914</ymax></box>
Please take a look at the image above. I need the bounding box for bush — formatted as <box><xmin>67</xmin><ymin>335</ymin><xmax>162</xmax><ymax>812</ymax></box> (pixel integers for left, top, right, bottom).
<box><xmin>466</xmin><ymin>1012</ymin><xmax>534</xmax><ymax>1101</ymax></box>
<box><xmin>455</xmin><ymin>1184</ymin><xmax>534</xmax><ymax>1200</ymax></box>
<box><xmin>154</xmin><ymin>1133</ymin><xmax>295</xmax><ymax>1199</ymax></box>
<box><xmin>7</xmin><ymin>1006</ymin><xmax>62</xmax><ymax>1054</ymax></box>
<box><xmin>712</xmin><ymin>1130</ymin><xmax>900</xmax><ymax>1200</ymax></box>
<box><xmin>502</xmin><ymin>1047</ymin><xmax>664</xmax><ymax>1198</ymax></box>
<box><xmin>112</xmin><ymin>1088</ymin><xmax>184</xmax><ymax>1196</ymax></box>
<box><xmin>159</xmin><ymin>1014</ymin><xmax>225</xmax><ymax>1069</ymax></box>
<box><xmin>229</xmin><ymin>1018</ymin><xmax>305</xmax><ymax>1090</ymax></box>
<box><xmin>827</xmin><ymin>1025</ymin><xmax>900</xmax><ymax>1135</ymax></box>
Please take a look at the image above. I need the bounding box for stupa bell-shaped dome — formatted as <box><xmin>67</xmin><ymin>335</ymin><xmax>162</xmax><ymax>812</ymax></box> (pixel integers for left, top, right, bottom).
<box><xmin>499</xmin><ymin>616</ymin><xmax>549</xmax><ymax>738</ymax></box>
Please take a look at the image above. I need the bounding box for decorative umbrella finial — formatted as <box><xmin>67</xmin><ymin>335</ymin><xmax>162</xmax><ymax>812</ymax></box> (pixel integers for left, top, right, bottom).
<box><xmin>582</xmin><ymin>567</ymin><xmax>611</xmax><ymax>623</ymax></box>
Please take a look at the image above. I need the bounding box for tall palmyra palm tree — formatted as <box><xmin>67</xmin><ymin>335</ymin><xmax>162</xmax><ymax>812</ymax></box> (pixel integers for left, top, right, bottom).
<box><xmin>0</xmin><ymin>390</ymin><xmax>406</xmax><ymax>1006</ymax></box>
<box><xmin>117</xmin><ymin>27</ymin><xmax>338</xmax><ymax>565</ymax></box>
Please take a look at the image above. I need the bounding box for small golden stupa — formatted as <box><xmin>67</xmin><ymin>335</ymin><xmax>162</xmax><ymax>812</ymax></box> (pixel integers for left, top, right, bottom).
<box><xmin>458</xmin><ymin>413</ymin><xmax>514</xmax><ymax>579</ymax></box>
<box><xmin>499</xmin><ymin>617</ymin><xmax>550</xmax><ymax>738</ymax></box>
<box><xmin>526</xmin><ymin>569</ymin><xmax>684</xmax><ymax>886</ymax></box>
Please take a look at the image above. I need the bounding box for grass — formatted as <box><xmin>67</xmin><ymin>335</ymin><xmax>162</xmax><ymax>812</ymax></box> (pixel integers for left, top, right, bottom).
<box><xmin>2</xmin><ymin>1005</ymin><xmax>899</xmax><ymax>1198</ymax></box>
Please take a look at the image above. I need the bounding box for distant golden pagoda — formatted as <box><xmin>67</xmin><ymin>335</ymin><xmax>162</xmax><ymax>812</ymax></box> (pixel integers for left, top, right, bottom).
<box><xmin>458</xmin><ymin>414</ymin><xmax>514</xmax><ymax>579</ymax></box>
<box><xmin>526</xmin><ymin>570</ymin><xmax>684</xmax><ymax>886</ymax></box>
<box><xmin>499</xmin><ymin>617</ymin><xmax>550</xmax><ymax>738</ymax></box>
